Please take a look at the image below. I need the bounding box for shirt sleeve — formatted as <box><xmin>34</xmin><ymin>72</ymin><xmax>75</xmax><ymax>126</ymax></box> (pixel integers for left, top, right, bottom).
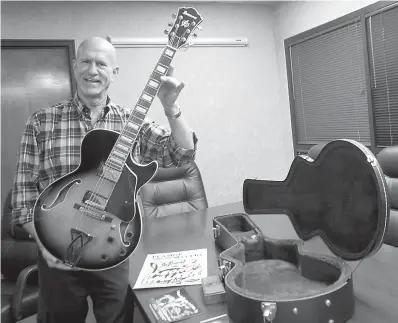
<box><xmin>135</xmin><ymin>118</ymin><xmax>198</xmax><ymax>168</ymax></box>
<box><xmin>11</xmin><ymin>114</ymin><xmax>41</xmax><ymax>226</ymax></box>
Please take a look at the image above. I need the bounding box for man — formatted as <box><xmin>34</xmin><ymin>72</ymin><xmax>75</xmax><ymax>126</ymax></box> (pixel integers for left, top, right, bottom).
<box><xmin>11</xmin><ymin>37</ymin><xmax>198</xmax><ymax>323</ymax></box>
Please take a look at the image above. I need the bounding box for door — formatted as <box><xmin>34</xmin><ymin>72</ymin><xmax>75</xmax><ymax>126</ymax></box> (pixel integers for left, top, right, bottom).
<box><xmin>1</xmin><ymin>40</ymin><xmax>76</xmax><ymax>210</ymax></box>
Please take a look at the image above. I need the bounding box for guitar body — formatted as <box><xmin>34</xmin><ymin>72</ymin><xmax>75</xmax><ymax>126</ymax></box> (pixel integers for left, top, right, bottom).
<box><xmin>34</xmin><ymin>129</ymin><xmax>158</xmax><ymax>271</ymax></box>
<box><xmin>214</xmin><ymin>139</ymin><xmax>390</xmax><ymax>323</ymax></box>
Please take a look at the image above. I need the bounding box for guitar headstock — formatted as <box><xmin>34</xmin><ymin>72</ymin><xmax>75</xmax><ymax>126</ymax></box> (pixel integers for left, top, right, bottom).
<box><xmin>165</xmin><ymin>7</ymin><xmax>203</xmax><ymax>50</ymax></box>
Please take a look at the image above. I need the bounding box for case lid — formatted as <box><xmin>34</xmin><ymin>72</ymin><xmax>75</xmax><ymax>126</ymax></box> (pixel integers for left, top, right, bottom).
<box><xmin>243</xmin><ymin>139</ymin><xmax>390</xmax><ymax>261</ymax></box>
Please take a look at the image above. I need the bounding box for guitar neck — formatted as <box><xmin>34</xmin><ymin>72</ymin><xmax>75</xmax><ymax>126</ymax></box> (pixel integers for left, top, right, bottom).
<box><xmin>106</xmin><ymin>46</ymin><xmax>177</xmax><ymax>172</ymax></box>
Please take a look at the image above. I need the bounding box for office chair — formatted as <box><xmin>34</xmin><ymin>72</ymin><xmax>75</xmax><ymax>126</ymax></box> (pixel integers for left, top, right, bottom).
<box><xmin>138</xmin><ymin>161</ymin><xmax>208</xmax><ymax>218</ymax></box>
<box><xmin>377</xmin><ymin>146</ymin><xmax>398</xmax><ymax>248</ymax></box>
<box><xmin>1</xmin><ymin>190</ymin><xmax>39</xmax><ymax>323</ymax></box>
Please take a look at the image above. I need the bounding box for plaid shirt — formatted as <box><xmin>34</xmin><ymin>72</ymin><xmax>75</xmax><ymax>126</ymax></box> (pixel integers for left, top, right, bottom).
<box><xmin>11</xmin><ymin>94</ymin><xmax>198</xmax><ymax>226</ymax></box>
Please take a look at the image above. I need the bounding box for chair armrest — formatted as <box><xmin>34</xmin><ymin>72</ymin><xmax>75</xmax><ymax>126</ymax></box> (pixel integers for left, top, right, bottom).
<box><xmin>11</xmin><ymin>264</ymin><xmax>38</xmax><ymax>321</ymax></box>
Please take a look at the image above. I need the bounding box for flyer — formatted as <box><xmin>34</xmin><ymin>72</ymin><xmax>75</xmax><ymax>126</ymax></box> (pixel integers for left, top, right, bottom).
<box><xmin>133</xmin><ymin>249</ymin><xmax>207</xmax><ymax>289</ymax></box>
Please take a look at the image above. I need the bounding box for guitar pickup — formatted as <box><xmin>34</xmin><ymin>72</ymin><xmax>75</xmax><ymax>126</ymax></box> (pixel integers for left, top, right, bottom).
<box><xmin>83</xmin><ymin>191</ymin><xmax>106</xmax><ymax>210</ymax></box>
<box><xmin>73</xmin><ymin>203</ymin><xmax>113</xmax><ymax>222</ymax></box>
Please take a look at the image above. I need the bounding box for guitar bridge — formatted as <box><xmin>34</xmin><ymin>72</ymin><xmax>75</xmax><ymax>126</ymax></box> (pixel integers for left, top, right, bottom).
<box><xmin>63</xmin><ymin>228</ymin><xmax>94</xmax><ymax>267</ymax></box>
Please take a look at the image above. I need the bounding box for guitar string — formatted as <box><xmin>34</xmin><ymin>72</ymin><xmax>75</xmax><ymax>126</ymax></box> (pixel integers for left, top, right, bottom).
<box><xmin>73</xmin><ymin>33</ymin><xmax>181</xmax><ymax>244</ymax></box>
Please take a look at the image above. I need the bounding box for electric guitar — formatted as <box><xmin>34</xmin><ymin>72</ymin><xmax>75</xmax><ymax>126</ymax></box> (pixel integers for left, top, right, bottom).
<box><xmin>33</xmin><ymin>7</ymin><xmax>203</xmax><ymax>271</ymax></box>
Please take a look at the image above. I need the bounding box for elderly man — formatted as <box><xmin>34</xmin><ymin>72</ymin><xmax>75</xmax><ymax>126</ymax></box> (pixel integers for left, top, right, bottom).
<box><xmin>11</xmin><ymin>37</ymin><xmax>198</xmax><ymax>323</ymax></box>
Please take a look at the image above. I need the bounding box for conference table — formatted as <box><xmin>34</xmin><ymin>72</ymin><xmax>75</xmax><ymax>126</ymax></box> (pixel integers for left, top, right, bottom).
<box><xmin>128</xmin><ymin>201</ymin><xmax>398</xmax><ymax>323</ymax></box>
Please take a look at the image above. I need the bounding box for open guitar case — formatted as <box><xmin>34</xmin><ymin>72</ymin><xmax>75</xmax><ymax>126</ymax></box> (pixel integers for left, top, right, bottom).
<box><xmin>213</xmin><ymin>139</ymin><xmax>390</xmax><ymax>323</ymax></box>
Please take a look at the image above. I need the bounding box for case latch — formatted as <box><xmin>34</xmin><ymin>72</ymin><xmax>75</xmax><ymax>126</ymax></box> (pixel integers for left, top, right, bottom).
<box><xmin>213</xmin><ymin>224</ymin><xmax>221</xmax><ymax>239</ymax></box>
<box><xmin>218</xmin><ymin>258</ymin><xmax>231</xmax><ymax>282</ymax></box>
<box><xmin>261</xmin><ymin>302</ymin><xmax>277</xmax><ymax>323</ymax></box>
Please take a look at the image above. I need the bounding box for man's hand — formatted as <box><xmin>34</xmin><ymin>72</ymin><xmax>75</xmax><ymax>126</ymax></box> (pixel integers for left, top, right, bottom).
<box><xmin>157</xmin><ymin>65</ymin><xmax>185</xmax><ymax>116</ymax></box>
<box><xmin>22</xmin><ymin>222</ymin><xmax>80</xmax><ymax>271</ymax></box>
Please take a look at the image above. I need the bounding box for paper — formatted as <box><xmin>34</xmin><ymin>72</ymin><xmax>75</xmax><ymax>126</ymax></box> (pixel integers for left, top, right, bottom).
<box><xmin>148</xmin><ymin>288</ymin><xmax>202</xmax><ymax>322</ymax></box>
<box><xmin>134</xmin><ymin>249</ymin><xmax>207</xmax><ymax>289</ymax></box>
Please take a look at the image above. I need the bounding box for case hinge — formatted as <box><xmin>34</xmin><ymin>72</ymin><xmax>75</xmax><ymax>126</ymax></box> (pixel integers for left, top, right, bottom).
<box><xmin>261</xmin><ymin>302</ymin><xmax>277</xmax><ymax>323</ymax></box>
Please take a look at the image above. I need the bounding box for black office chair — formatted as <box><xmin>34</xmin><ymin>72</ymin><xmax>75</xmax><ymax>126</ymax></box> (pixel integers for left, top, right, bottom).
<box><xmin>138</xmin><ymin>161</ymin><xmax>208</xmax><ymax>218</ymax></box>
<box><xmin>1</xmin><ymin>190</ymin><xmax>39</xmax><ymax>323</ymax></box>
<box><xmin>377</xmin><ymin>146</ymin><xmax>398</xmax><ymax>248</ymax></box>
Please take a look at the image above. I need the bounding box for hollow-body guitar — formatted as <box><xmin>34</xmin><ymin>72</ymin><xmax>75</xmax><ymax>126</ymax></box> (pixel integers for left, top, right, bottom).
<box><xmin>33</xmin><ymin>7</ymin><xmax>203</xmax><ymax>271</ymax></box>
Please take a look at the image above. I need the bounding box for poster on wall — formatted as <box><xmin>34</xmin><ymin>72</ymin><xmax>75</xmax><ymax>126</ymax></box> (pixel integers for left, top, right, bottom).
<box><xmin>133</xmin><ymin>249</ymin><xmax>207</xmax><ymax>289</ymax></box>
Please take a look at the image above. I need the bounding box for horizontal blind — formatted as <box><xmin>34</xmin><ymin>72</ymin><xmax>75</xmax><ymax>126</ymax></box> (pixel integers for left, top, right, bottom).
<box><xmin>290</xmin><ymin>20</ymin><xmax>371</xmax><ymax>145</ymax></box>
<box><xmin>366</xmin><ymin>5</ymin><xmax>398</xmax><ymax>147</ymax></box>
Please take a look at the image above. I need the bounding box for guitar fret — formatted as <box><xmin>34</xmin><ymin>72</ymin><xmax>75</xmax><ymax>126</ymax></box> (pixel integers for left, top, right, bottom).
<box><xmin>145</xmin><ymin>86</ymin><xmax>157</xmax><ymax>97</ymax></box>
<box><xmin>159</xmin><ymin>55</ymin><xmax>172</xmax><ymax>66</ymax></box>
<box><xmin>116</xmin><ymin>143</ymin><xmax>129</xmax><ymax>152</ymax></box>
<box><xmin>151</xmin><ymin>71</ymin><xmax>162</xmax><ymax>82</ymax></box>
<box><xmin>110</xmin><ymin>155</ymin><xmax>124</xmax><ymax>165</ymax></box>
<box><xmin>132</xmin><ymin>110</ymin><xmax>146</xmax><ymax>120</ymax></box>
<box><xmin>119</xmin><ymin>136</ymin><xmax>133</xmax><ymax>146</ymax></box>
<box><xmin>107</xmin><ymin>160</ymin><xmax>122</xmax><ymax>171</ymax></box>
<box><xmin>112</xmin><ymin>150</ymin><xmax>126</xmax><ymax>160</ymax></box>
<box><xmin>114</xmin><ymin>147</ymin><xmax>128</xmax><ymax>157</ymax></box>
<box><xmin>127</xmin><ymin>122</ymin><xmax>140</xmax><ymax>131</ymax></box>
<box><xmin>164</xmin><ymin>48</ymin><xmax>175</xmax><ymax>57</ymax></box>
<box><xmin>155</xmin><ymin>64</ymin><xmax>167</xmax><ymax>74</ymax></box>
<box><xmin>138</xmin><ymin>99</ymin><xmax>151</xmax><ymax>109</ymax></box>
<box><xmin>141</xmin><ymin>93</ymin><xmax>153</xmax><ymax>103</ymax></box>
<box><xmin>148</xmin><ymin>80</ymin><xmax>160</xmax><ymax>89</ymax></box>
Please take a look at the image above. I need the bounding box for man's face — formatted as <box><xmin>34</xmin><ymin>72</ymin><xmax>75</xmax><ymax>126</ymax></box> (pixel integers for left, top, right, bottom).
<box><xmin>73</xmin><ymin>45</ymin><xmax>118</xmax><ymax>98</ymax></box>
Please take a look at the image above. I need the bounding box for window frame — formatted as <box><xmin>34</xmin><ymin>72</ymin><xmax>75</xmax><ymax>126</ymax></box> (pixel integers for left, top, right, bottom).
<box><xmin>284</xmin><ymin>1</ymin><xmax>398</xmax><ymax>155</ymax></box>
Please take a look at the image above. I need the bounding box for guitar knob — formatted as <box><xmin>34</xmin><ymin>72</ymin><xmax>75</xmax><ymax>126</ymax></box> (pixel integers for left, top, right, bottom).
<box><xmin>126</xmin><ymin>231</ymin><xmax>133</xmax><ymax>239</ymax></box>
<box><xmin>107</xmin><ymin>236</ymin><xmax>114</xmax><ymax>243</ymax></box>
<box><xmin>101</xmin><ymin>253</ymin><xmax>108</xmax><ymax>260</ymax></box>
<box><xmin>120</xmin><ymin>248</ymin><xmax>127</xmax><ymax>256</ymax></box>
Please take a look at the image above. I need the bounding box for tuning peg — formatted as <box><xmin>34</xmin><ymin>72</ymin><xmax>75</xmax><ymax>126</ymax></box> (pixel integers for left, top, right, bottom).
<box><xmin>164</xmin><ymin>29</ymin><xmax>169</xmax><ymax>35</ymax></box>
<box><xmin>197</xmin><ymin>25</ymin><xmax>203</xmax><ymax>31</ymax></box>
<box><xmin>168</xmin><ymin>21</ymin><xmax>173</xmax><ymax>27</ymax></box>
<box><xmin>172</xmin><ymin>13</ymin><xmax>176</xmax><ymax>18</ymax></box>
<box><xmin>192</xmin><ymin>33</ymin><xmax>198</xmax><ymax>38</ymax></box>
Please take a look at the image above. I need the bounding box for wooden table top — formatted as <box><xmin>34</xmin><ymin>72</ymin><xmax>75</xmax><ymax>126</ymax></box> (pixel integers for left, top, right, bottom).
<box><xmin>129</xmin><ymin>201</ymin><xmax>398</xmax><ymax>323</ymax></box>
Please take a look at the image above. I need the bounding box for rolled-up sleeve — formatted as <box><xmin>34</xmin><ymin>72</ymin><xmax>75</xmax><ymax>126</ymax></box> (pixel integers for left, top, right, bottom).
<box><xmin>11</xmin><ymin>114</ymin><xmax>41</xmax><ymax>226</ymax></box>
<box><xmin>136</xmin><ymin>118</ymin><xmax>198</xmax><ymax>168</ymax></box>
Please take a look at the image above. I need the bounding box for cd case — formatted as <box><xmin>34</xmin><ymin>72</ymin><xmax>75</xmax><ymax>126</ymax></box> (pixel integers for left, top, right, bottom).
<box><xmin>148</xmin><ymin>288</ymin><xmax>202</xmax><ymax>323</ymax></box>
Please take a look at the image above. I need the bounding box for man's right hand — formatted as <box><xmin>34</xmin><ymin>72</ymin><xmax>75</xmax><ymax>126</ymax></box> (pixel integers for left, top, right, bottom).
<box><xmin>22</xmin><ymin>222</ymin><xmax>80</xmax><ymax>271</ymax></box>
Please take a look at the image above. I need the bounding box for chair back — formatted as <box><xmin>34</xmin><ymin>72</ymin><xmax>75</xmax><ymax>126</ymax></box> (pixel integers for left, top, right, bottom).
<box><xmin>138</xmin><ymin>162</ymin><xmax>208</xmax><ymax>218</ymax></box>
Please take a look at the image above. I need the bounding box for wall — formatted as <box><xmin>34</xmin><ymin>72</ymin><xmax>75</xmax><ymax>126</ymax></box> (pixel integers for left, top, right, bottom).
<box><xmin>1</xmin><ymin>1</ymin><xmax>288</xmax><ymax>207</ymax></box>
<box><xmin>271</xmin><ymin>0</ymin><xmax>379</xmax><ymax>155</ymax></box>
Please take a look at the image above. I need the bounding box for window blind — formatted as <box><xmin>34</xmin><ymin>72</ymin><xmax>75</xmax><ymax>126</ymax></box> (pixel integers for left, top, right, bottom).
<box><xmin>290</xmin><ymin>20</ymin><xmax>371</xmax><ymax>145</ymax></box>
<box><xmin>366</xmin><ymin>5</ymin><xmax>398</xmax><ymax>147</ymax></box>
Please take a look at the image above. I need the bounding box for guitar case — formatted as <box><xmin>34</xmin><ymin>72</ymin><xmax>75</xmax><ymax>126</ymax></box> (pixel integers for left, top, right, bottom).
<box><xmin>213</xmin><ymin>139</ymin><xmax>390</xmax><ymax>323</ymax></box>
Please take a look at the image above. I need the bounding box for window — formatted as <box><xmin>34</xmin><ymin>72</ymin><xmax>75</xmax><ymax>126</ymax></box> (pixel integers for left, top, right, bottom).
<box><xmin>285</xmin><ymin>1</ymin><xmax>398</xmax><ymax>154</ymax></box>
<box><xmin>366</xmin><ymin>5</ymin><xmax>398</xmax><ymax>147</ymax></box>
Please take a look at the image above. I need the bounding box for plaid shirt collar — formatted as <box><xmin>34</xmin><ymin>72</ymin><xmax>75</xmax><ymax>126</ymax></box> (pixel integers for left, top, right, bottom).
<box><xmin>72</xmin><ymin>93</ymin><xmax>114</xmax><ymax>119</ymax></box>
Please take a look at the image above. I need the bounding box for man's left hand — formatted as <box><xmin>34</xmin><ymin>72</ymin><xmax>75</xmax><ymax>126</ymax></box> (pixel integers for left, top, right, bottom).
<box><xmin>157</xmin><ymin>65</ymin><xmax>185</xmax><ymax>116</ymax></box>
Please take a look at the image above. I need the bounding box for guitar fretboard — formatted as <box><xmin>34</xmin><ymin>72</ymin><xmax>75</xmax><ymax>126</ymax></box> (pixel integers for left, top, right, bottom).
<box><xmin>105</xmin><ymin>46</ymin><xmax>177</xmax><ymax>174</ymax></box>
